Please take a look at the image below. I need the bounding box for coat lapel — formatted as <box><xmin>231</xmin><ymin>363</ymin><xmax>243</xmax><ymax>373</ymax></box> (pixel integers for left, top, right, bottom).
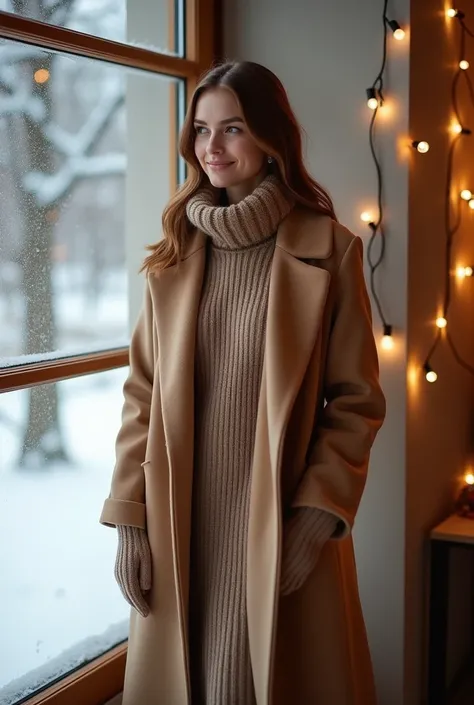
<box><xmin>148</xmin><ymin>230</ymin><xmax>206</xmax><ymax>639</ymax></box>
<box><xmin>247</xmin><ymin>209</ymin><xmax>334</xmax><ymax>704</ymax></box>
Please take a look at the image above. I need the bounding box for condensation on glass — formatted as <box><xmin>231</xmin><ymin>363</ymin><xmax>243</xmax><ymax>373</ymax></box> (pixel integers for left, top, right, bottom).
<box><xmin>0</xmin><ymin>37</ymin><xmax>182</xmax><ymax>367</ymax></box>
<box><xmin>0</xmin><ymin>368</ymin><xmax>130</xmax><ymax>702</ymax></box>
<box><xmin>0</xmin><ymin>0</ymin><xmax>185</xmax><ymax>57</ymax></box>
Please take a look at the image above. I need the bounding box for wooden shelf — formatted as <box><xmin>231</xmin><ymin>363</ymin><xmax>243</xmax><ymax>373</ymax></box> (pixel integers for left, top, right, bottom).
<box><xmin>431</xmin><ymin>514</ymin><xmax>474</xmax><ymax>545</ymax></box>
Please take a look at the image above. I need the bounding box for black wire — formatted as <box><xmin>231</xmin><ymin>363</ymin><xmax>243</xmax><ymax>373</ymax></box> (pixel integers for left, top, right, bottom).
<box><xmin>442</xmin><ymin>135</ymin><xmax>458</xmax><ymax>314</ymax></box>
<box><xmin>451</xmin><ymin>70</ymin><xmax>462</xmax><ymax>124</ymax></box>
<box><xmin>460</xmin><ymin>18</ymin><xmax>474</xmax><ymax>39</ymax></box>
<box><xmin>423</xmin><ymin>18</ymin><xmax>474</xmax><ymax>376</ymax></box>
<box><xmin>425</xmin><ymin>328</ymin><xmax>442</xmax><ymax>364</ymax></box>
<box><xmin>463</xmin><ymin>69</ymin><xmax>474</xmax><ymax>110</ymax></box>
<box><xmin>365</xmin><ymin>0</ymin><xmax>390</xmax><ymax>328</ymax></box>
<box><xmin>376</xmin><ymin>0</ymin><xmax>390</xmax><ymax>95</ymax></box>
<box><xmin>447</xmin><ymin>331</ymin><xmax>474</xmax><ymax>374</ymax></box>
<box><xmin>367</xmin><ymin>108</ymin><xmax>387</xmax><ymax>325</ymax></box>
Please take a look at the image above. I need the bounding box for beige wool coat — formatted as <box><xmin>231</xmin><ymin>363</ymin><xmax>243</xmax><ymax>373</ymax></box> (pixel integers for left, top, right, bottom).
<box><xmin>100</xmin><ymin>205</ymin><xmax>386</xmax><ymax>705</ymax></box>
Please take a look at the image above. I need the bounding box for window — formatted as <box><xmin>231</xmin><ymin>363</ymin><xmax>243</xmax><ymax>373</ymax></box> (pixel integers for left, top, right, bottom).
<box><xmin>0</xmin><ymin>370</ymin><xmax>129</xmax><ymax>702</ymax></box>
<box><xmin>0</xmin><ymin>2</ymin><xmax>219</xmax><ymax>703</ymax></box>
<box><xmin>0</xmin><ymin>40</ymin><xmax>182</xmax><ymax>368</ymax></box>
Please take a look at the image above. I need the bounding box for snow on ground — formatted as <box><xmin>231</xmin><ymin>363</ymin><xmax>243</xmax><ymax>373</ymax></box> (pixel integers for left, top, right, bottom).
<box><xmin>0</xmin><ymin>367</ymin><xmax>131</xmax><ymax>700</ymax></box>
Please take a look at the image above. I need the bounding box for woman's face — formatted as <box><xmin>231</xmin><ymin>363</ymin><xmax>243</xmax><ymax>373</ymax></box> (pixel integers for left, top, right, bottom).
<box><xmin>193</xmin><ymin>86</ymin><xmax>267</xmax><ymax>203</ymax></box>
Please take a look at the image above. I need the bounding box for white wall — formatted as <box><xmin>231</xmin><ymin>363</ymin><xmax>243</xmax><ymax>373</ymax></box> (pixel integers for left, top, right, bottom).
<box><xmin>224</xmin><ymin>1</ymin><xmax>410</xmax><ymax>703</ymax></box>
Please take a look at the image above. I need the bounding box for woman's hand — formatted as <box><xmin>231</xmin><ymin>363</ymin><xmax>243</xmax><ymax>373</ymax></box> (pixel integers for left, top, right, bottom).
<box><xmin>280</xmin><ymin>508</ymin><xmax>337</xmax><ymax>596</ymax></box>
<box><xmin>115</xmin><ymin>525</ymin><xmax>152</xmax><ymax>617</ymax></box>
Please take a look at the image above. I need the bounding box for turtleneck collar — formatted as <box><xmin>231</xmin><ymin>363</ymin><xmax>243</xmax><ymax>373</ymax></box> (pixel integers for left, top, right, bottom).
<box><xmin>185</xmin><ymin>175</ymin><xmax>294</xmax><ymax>251</ymax></box>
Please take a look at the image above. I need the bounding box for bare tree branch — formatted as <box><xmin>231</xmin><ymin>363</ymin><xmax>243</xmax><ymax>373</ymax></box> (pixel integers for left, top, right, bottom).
<box><xmin>0</xmin><ymin>88</ymin><xmax>47</xmax><ymax>122</ymax></box>
<box><xmin>45</xmin><ymin>0</ymin><xmax>75</xmax><ymax>25</ymax></box>
<box><xmin>24</xmin><ymin>152</ymin><xmax>126</xmax><ymax>204</ymax></box>
<box><xmin>44</xmin><ymin>78</ymin><xmax>123</xmax><ymax>156</ymax></box>
<box><xmin>21</xmin><ymin>76</ymin><xmax>125</xmax><ymax>206</ymax></box>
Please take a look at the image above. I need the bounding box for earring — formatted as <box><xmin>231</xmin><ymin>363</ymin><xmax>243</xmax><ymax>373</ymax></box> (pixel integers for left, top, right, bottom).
<box><xmin>267</xmin><ymin>156</ymin><xmax>274</xmax><ymax>164</ymax></box>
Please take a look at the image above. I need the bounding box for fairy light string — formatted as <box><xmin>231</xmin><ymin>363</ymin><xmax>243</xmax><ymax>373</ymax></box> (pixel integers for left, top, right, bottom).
<box><xmin>363</xmin><ymin>0</ymin><xmax>405</xmax><ymax>351</ymax></box>
<box><xmin>363</xmin><ymin>5</ymin><xmax>474</xmax><ymax>378</ymax></box>
<box><xmin>422</xmin><ymin>7</ymin><xmax>474</xmax><ymax>382</ymax></box>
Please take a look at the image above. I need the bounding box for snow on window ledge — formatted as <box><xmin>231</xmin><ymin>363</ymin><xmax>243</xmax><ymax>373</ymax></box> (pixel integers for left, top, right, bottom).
<box><xmin>0</xmin><ymin>620</ymin><xmax>128</xmax><ymax>705</ymax></box>
<box><xmin>0</xmin><ymin>341</ymin><xmax>129</xmax><ymax>369</ymax></box>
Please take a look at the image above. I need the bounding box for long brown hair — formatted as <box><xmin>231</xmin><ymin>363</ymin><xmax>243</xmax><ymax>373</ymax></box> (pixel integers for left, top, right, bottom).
<box><xmin>142</xmin><ymin>61</ymin><xmax>337</xmax><ymax>272</ymax></box>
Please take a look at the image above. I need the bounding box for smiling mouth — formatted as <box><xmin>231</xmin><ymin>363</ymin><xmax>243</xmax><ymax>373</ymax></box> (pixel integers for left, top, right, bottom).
<box><xmin>207</xmin><ymin>162</ymin><xmax>234</xmax><ymax>168</ymax></box>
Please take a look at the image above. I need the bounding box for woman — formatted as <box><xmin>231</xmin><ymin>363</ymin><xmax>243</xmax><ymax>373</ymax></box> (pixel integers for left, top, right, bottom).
<box><xmin>100</xmin><ymin>60</ymin><xmax>386</xmax><ymax>705</ymax></box>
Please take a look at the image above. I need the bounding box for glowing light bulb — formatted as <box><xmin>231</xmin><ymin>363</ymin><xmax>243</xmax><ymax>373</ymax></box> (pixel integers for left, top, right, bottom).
<box><xmin>360</xmin><ymin>211</ymin><xmax>373</xmax><ymax>223</ymax></box>
<box><xmin>469</xmin><ymin>199</ymin><xmax>474</xmax><ymax>210</ymax></box>
<box><xmin>34</xmin><ymin>68</ymin><xmax>50</xmax><ymax>84</ymax></box>
<box><xmin>381</xmin><ymin>324</ymin><xmax>394</xmax><ymax>350</ymax></box>
<box><xmin>460</xmin><ymin>189</ymin><xmax>472</xmax><ymax>201</ymax></box>
<box><xmin>387</xmin><ymin>19</ymin><xmax>405</xmax><ymax>40</ymax></box>
<box><xmin>366</xmin><ymin>87</ymin><xmax>379</xmax><ymax>110</ymax></box>
<box><xmin>457</xmin><ymin>265</ymin><xmax>473</xmax><ymax>278</ymax></box>
<box><xmin>412</xmin><ymin>141</ymin><xmax>430</xmax><ymax>153</ymax></box>
<box><xmin>425</xmin><ymin>364</ymin><xmax>438</xmax><ymax>383</ymax></box>
<box><xmin>436</xmin><ymin>316</ymin><xmax>447</xmax><ymax>329</ymax></box>
<box><xmin>465</xmin><ymin>472</ymin><xmax>474</xmax><ymax>485</ymax></box>
<box><xmin>382</xmin><ymin>334</ymin><xmax>394</xmax><ymax>350</ymax></box>
<box><xmin>452</xmin><ymin>123</ymin><xmax>463</xmax><ymax>134</ymax></box>
<box><xmin>447</xmin><ymin>8</ymin><xmax>458</xmax><ymax>18</ymax></box>
<box><xmin>460</xmin><ymin>60</ymin><xmax>469</xmax><ymax>70</ymax></box>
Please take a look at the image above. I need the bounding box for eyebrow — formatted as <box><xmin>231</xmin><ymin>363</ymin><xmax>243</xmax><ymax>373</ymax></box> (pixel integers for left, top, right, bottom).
<box><xmin>193</xmin><ymin>117</ymin><xmax>244</xmax><ymax>125</ymax></box>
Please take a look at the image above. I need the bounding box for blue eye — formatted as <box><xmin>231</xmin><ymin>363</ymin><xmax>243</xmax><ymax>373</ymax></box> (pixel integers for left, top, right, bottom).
<box><xmin>194</xmin><ymin>125</ymin><xmax>241</xmax><ymax>135</ymax></box>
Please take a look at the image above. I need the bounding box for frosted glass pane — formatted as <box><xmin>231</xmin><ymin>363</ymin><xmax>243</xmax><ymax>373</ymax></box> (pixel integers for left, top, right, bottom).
<box><xmin>0</xmin><ymin>38</ymin><xmax>182</xmax><ymax>367</ymax></box>
<box><xmin>0</xmin><ymin>368</ymin><xmax>131</xmax><ymax>703</ymax></box>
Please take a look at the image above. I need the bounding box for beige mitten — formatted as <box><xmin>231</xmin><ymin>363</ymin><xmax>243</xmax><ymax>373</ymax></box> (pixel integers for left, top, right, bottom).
<box><xmin>280</xmin><ymin>507</ymin><xmax>337</xmax><ymax>596</ymax></box>
<box><xmin>115</xmin><ymin>525</ymin><xmax>152</xmax><ymax>617</ymax></box>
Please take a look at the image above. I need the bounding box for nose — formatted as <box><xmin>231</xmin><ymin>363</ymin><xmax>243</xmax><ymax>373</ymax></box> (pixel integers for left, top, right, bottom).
<box><xmin>206</xmin><ymin>131</ymin><xmax>224</xmax><ymax>155</ymax></box>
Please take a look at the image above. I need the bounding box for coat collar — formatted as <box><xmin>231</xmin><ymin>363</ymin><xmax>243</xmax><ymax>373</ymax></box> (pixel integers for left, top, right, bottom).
<box><xmin>180</xmin><ymin>205</ymin><xmax>334</xmax><ymax>262</ymax></box>
<box><xmin>275</xmin><ymin>205</ymin><xmax>334</xmax><ymax>259</ymax></box>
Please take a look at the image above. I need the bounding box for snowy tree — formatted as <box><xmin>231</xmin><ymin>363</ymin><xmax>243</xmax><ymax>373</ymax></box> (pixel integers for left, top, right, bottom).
<box><xmin>0</xmin><ymin>0</ymin><xmax>125</xmax><ymax>467</ymax></box>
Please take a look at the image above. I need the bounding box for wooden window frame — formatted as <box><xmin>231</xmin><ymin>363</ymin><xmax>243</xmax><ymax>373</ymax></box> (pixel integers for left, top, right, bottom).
<box><xmin>0</xmin><ymin>0</ymin><xmax>220</xmax><ymax>395</ymax></box>
<box><xmin>0</xmin><ymin>1</ymin><xmax>221</xmax><ymax>702</ymax></box>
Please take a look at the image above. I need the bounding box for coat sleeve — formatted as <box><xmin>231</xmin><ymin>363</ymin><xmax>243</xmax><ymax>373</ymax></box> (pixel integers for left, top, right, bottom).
<box><xmin>99</xmin><ymin>277</ymin><xmax>156</xmax><ymax>530</ymax></box>
<box><xmin>291</xmin><ymin>234</ymin><xmax>386</xmax><ymax>538</ymax></box>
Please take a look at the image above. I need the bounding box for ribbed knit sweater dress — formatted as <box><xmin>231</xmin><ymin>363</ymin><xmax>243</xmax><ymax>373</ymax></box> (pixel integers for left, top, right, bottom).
<box><xmin>186</xmin><ymin>177</ymin><xmax>293</xmax><ymax>705</ymax></box>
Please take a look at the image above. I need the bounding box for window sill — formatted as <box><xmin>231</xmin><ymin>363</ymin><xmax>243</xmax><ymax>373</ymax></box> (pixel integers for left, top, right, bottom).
<box><xmin>26</xmin><ymin>644</ymin><xmax>126</xmax><ymax>705</ymax></box>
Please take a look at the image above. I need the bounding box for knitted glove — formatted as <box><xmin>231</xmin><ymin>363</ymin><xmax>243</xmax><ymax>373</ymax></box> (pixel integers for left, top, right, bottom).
<box><xmin>280</xmin><ymin>507</ymin><xmax>337</xmax><ymax>596</ymax></box>
<box><xmin>115</xmin><ymin>525</ymin><xmax>152</xmax><ymax>617</ymax></box>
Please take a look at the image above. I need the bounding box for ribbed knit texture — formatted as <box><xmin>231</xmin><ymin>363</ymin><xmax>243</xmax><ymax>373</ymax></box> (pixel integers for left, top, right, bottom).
<box><xmin>115</xmin><ymin>525</ymin><xmax>151</xmax><ymax>617</ymax></box>
<box><xmin>187</xmin><ymin>176</ymin><xmax>292</xmax><ymax>705</ymax></box>
<box><xmin>280</xmin><ymin>507</ymin><xmax>337</xmax><ymax>595</ymax></box>
<box><xmin>186</xmin><ymin>174</ymin><xmax>293</xmax><ymax>249</ymax></box>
